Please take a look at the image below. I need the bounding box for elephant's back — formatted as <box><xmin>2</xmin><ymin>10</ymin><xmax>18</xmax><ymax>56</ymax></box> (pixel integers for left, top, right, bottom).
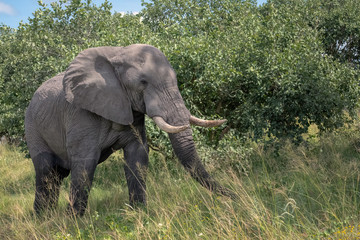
<box><xmin>25</xmin><ymin>73</ymin><xmax>67</xmax><ymax>146</ymax></box>
<box><xmin>30</xmin><ymin>72</ymin><xmax>65</xmax><ymax>106</ymax></box>
<box><xmin>25</xmin><ymin>73</ymin><xmax>70</xmax><ymax>163</ymax></box>
<box><xmin>26</xmin><ymin>73</ymin><xmax>66</xmax><ymax>126</ymax></box>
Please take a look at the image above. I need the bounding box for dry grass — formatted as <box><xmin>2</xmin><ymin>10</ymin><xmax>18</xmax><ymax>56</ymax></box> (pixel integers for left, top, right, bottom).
<box><xmin>1</xmin><ymin>126</ymin><xmax>360</xmax><ymax>239</ymax></box>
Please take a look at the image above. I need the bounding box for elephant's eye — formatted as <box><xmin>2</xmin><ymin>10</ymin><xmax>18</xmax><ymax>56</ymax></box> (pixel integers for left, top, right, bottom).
<box><xmin>140</xmin><ymin>80</ymin><xmax>148</xmax><ymax>86</ymax></box>
<box><xmin>138</xmin><ymin>79</ymin><xmax>148</xmax><ymax>92</ymax></box>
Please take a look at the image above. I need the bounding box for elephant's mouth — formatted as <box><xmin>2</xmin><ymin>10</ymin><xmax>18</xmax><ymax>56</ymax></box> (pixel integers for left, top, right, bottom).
<box><xmin>152</xmin><ymin>115</ymin><xmax>227</xmax><ymax>133</ymax></box>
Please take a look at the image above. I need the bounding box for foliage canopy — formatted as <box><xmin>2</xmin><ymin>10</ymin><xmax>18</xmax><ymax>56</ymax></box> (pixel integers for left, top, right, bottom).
<box><xmin>0</xmin><ymin>0</ymin><xmax>359</xmax><ymax>143</ymax></box>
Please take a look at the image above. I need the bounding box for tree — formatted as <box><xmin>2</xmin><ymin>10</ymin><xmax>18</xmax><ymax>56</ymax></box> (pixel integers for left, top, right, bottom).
<box><xmin>0</xmin><ymin>0</ymin><xmax>359</xmax><ymax>144</ymax></box>
<box><xmin>142</xmin><ymin>0</ymin><xmax>359</xmax><ymax>142</ymax></box>
<box><xmin>316</xmin><ymin>0</ymin><xmax>360</xmax><ymax>66</ymax></box>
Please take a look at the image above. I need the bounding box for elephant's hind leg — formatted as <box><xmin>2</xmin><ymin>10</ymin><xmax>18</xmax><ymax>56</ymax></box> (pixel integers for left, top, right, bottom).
<box><xmin>33</xmin><ymin>152</ymin><xmax>69</xmax><ymax>214</ymax></box>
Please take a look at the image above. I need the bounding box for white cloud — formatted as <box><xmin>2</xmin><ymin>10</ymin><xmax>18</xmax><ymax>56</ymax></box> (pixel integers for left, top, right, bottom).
<box><xmin>0</xmin><ymin>2</ymin><xmax>16</xmax><ymax>16</ymax></box>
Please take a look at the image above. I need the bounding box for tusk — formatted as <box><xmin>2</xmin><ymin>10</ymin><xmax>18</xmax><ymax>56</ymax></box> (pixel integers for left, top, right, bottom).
<box><xmin>152</xmin><ymin>116</ymin><xmax>189</xmax><ymax>133</ymax></box>
<box><xmin>189</xmin><ymin>115</ymin><xmax>227</xmax><ymax>127</ymax></box>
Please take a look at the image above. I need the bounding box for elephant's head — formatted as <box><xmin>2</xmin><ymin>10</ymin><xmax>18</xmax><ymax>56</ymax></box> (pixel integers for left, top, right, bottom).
<box><xmin>63</xmin><ymin>44</ymin><xmax>225</xmax><ymax>132</ymax></box>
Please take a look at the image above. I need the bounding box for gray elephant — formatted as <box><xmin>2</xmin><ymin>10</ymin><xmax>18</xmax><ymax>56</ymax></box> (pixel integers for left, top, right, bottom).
<box><xmin>25</xmin><ymin>44</ymin><xmax>234</xmax><ymax>216</ymax></box>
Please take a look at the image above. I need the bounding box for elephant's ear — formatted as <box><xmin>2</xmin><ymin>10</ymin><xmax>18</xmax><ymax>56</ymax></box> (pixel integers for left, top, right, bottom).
<box><xmin>63</xmin><ymin>47</ymin><xmax>133</xmax><ymax>125</ymax></box>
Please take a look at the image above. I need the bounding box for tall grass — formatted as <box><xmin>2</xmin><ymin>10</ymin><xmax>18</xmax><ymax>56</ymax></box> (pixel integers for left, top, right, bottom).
<box><xmin>1</xmin><ymin>126</ymin><xmax>360</xmax><ymax>239</ymax></box>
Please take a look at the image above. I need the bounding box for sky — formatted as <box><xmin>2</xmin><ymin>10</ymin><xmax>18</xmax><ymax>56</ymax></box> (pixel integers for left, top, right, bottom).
<box><xmin>0</xmin><ymin>0</ymin><xmax>267</xmax><ymax>29</ymax></box>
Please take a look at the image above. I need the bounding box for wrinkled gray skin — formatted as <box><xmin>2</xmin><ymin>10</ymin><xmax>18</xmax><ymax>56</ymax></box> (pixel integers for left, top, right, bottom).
<box><xmin>25</xmin><ymin>44</ymin><xmax>234</xmax><ymax>216</ymax></box>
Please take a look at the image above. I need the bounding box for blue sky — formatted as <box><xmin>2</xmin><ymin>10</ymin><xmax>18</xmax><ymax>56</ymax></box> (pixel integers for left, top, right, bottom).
<box><xmin>0</xmin><ymin>0</ymin><xmax>267</xmax><ymax>28</ymax></box>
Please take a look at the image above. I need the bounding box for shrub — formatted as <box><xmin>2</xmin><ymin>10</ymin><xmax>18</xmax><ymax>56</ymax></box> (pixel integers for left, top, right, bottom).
<box><xmin>0</xmin><ymin>0</ymin><xmax>359</xmax><ymax>144</ymax></box>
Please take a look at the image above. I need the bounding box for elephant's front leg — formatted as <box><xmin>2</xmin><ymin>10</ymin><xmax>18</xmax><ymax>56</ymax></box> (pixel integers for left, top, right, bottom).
<box><xmin>123</xmin><ymin>131</ymin><xmax>149</xmax><ymax>206</ymax></box>
<box><xmin>68</xmin><ymin>153</ymin><xmax>99</xmax><ymax>216</ymax></box>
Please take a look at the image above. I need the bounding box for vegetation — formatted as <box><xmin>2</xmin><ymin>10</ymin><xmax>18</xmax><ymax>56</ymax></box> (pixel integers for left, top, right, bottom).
<box><xmin>1</xmin><ymin>125</ymin><xmax>360</xmax><ymax>239</ymax></box>
<box><xmin>1</xmin><ymin>0</ymin><xmax>359</xmax><ymax>142</ymax></box>
<box><xmin>1</xmin><ymin>0</ymin><xmax>360</xmax><ymax>239</ymax></box>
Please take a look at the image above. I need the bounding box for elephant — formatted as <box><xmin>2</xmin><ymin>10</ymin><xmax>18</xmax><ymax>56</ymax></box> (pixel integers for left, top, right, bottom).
<box><xmin>25</xmin><ymin>44</ymin><xmax>235</xmax><ymax>216</ymax></box>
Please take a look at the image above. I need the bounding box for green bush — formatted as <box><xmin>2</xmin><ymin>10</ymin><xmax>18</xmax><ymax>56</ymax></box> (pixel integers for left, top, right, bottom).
<box><xmin>0</xmin><ymin>0</ymin><xmax>359</xmax><ymax>144</ymax></box>
<box><xmin>314</xmin><ymin>0</ymin><xmax>360</xmax><ymax>65</ymax></box>
<box><xmin>142</xmin><ymin>0</ymin><xmax>360</xmax><ymax>142</ymax></box>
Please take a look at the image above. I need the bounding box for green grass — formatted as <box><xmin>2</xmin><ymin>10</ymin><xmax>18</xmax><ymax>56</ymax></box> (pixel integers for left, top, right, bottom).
<box><xmin>1</xmin><ymin>126</ymin><xmax>360</xmax><ymax>239</ymax></box>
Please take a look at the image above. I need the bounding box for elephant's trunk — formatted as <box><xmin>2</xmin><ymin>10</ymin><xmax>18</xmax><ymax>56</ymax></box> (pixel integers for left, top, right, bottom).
<box><xmin>168</xmin><ymin>129</ymin><xmax>236</xmax><ymax>198</ymax></box>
